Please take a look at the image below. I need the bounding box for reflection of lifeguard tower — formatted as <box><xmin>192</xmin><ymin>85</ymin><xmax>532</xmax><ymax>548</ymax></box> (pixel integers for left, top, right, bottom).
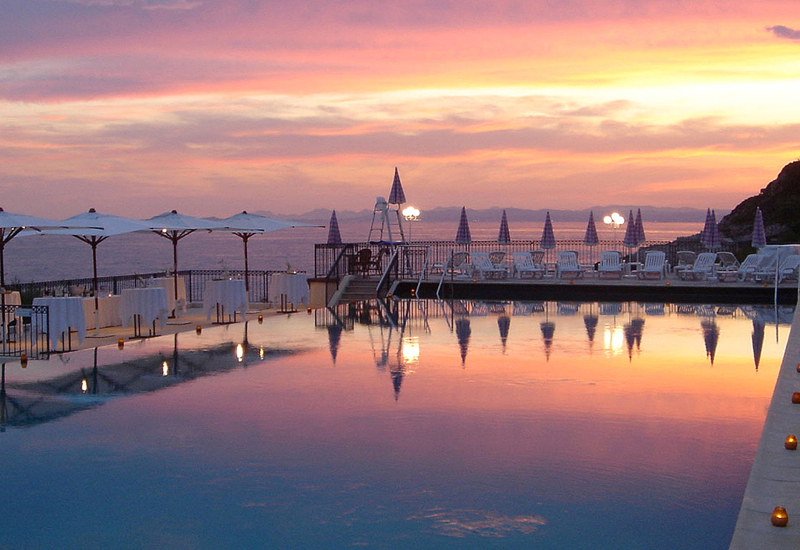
<box><xmin>368</xmin><ymin>168</ymin><xmax>407</xmax><ymax>244</ymax></box>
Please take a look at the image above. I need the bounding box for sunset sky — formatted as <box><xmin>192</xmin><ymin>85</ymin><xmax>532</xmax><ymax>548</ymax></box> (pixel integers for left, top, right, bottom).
<box><xmin>2</xmin><ymin>0</ymin><xmax>800</xmax><ymax>218</ymax></box>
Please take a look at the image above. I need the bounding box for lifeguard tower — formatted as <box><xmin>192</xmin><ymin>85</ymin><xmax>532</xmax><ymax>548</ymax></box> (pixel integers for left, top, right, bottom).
<box><xmin>368</xmin><ymin>167</ymin><xmax>407</xmax><ymax>244</ymax></box>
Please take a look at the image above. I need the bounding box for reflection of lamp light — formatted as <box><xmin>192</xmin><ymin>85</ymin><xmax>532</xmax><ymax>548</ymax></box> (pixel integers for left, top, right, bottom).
<box><xmin>771</xmin><ymin>506</ymin><xmax>789</xmax><ymax>527</ymax></box>
<box><xmin>259</xmin><ymin>347</ymin><xmax>265</xmax><ymax>360</ymax></box>
<box><xmin>786</xmin><ymin>435</ymin><xmax>798</xmax><ymax>450</ymax></box>
<box><xmin>603</xmin><ymin>212</ymin><xmax>625</xmax><ymax>251</ymax></box>
<box><xmin>402</xmin><ymin>206</ymin><xmax>420</xmax><ymax>242</ymax></box>
<box><xmin>236</xmin><ymin>344</ymin><xmax>244</xmax><ymax>363</ymax></box>
<box><xmin>162</xmin><ymin>361</ymin><xmax>169</xmax><ymax>377</ymax></box>
<box><xmin>402</xmin><ymin>337</ymin><xmax>420</xmax><ymax>366</ymax></box>
<box><xmin>81</xmin><ymin>379</ymin><xmax>88</xmax><ymax>392</ymax></box>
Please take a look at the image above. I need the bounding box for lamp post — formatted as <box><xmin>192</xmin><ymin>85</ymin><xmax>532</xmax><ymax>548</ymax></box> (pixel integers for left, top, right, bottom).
<box><xmin>603</xmin><ymin>212</ymin><xmax>625</xmax><ymax>251</ymax></box>
<box><xmin>402</xmin><ymin>206</ymin><xmax>420</xmax><ymax>243</ymax></box>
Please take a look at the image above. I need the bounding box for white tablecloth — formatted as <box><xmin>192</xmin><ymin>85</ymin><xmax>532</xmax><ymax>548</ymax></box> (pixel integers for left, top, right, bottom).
<box><xmin>82</xmin><ymin>295</ymin><xmax>122</xmax><ymax>329</ymax></box>
<box><xmin>203</xmin><ymin>279</ymin><xmax>248</xmax><ymax>320</ymax></box>
<box><xmin>149</xmin><ymin>277</ymin><xmax>186</xmax><ymax>315</ymax></box>
<box><xmin>269</xmin><ymin>273</ymin><xmax>309</xmax><ymax>306</ymax></box>
<box><xmin>32</xmin><ymin>296</ymin><xmax>86</xmax><ymax>350</ymax></box>
<box><xmin>119</xmin><ymin>288</ymin><xmax>168</xmax><ymax>330</ymax></box>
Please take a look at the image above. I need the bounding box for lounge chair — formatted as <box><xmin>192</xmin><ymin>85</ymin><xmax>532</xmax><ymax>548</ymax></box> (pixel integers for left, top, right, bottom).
<box><xmin>511</xmin><ymin>251</ymin><xmax>546</xmax><ymax>279</ymax></box>
<box><xmin>678</xmin><ymin>252</ymin><xmax>717</xmax><ymax>280</ymax></box>
<box><xmin>637</xmin><ymin>251</ymin><xmax>666</xmax><ymax>280</ymax></box>
<box><xmin>751</xmin><ymin>254</ymin><xmax>780</xmax><ymax>283</ymax></box>
<box><xmin>736</xmin><ymin>254</ymin><xmax>763</xmax><ymax>282</ymax></box>
<box><xmin>714</xmin><ymin>252</ymin><xmax>740</xmax><ymax>282</ymax></box>
<box><xmin>470</xmin><ymin>251</ymin><xmax>508</xmax><ymax>279</ymax></box>
<box><xmin>556</xmin><ymin>251</ymin><xmax>583</xmax><ymax>279</ymax></box>
<box><xmin>488</xmin><ymin>251</ymin><xmax>506</xmax><ymax>269</ymax></box>
<box><xmin>673</xmin><ymin>251</ymin><xmax>697</xmax><ymax>278</ymax></box>
<box><xmin>778</xmin><ymin>255</ymin><xmax>800</xmax><ymax>283</ymax></box>
<box><xmin>598</xmin><ymin>251</ymin><xmax>622</xmax><ymax>279</ymax></box>
<box><xmin>434</xmin><ymin>251</ymin><xmax>471</xmax><ymax>278</ymax></box>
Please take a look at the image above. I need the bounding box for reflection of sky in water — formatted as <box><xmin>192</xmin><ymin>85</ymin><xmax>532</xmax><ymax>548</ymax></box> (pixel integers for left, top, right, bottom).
<box><xmin>0</xmin><ymin>301</ymin><xmax>791</xmax><ymax>549</ymax></box>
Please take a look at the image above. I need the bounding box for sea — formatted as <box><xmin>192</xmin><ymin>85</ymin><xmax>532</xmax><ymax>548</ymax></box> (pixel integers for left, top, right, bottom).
<box><xmin>3</xmin><ymin>221</ymin><xmax>704</xmax><ymax>284</ymax></box>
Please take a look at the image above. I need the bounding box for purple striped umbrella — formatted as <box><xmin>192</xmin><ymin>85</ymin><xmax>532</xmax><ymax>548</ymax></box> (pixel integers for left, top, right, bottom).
<box><xmin>583</xmin><ymin>211</ymin><xmax>599</xmax><ymax>246</ymax></box>
<box><xmin>540</xmin><ymin>211</ymin><xmax>556</xmax><ymax>250</ymax></box>
<box><xmin>326</xmin><ymin>210</ymin><xmax>343</xmax><ymax>245</ymax></box>
<box><xmin>455</xmin><ymin>206</ymin><xmax>472</xmax><ymax>244</ymax></box>
<box><xmin>388</xmin><ymin>167</ymin><xmax>406</xmax><ymax>205</ymax></box>
<box><xmin>497</xmin><ymin>210</ymin><xmax>511</xmax><ymax>244</ymax></box>
<box><xmin>700</xmin><ymin>208</ymin><xmax>721</xmax><ymax>251</ymax></box>
<box><xmin>622</xmin><ymin>209</ymin><xmax>638</xmax><ymax>248</ymax></box>
<box><xmin>634</xmin><ymin>208</ymin><xmax>646</xmax><ymax>244</ymax></box>
<box><xmin>752</xmin><ymin>206</ymin><xmax>766</xmax><ymax>248</ymax></box>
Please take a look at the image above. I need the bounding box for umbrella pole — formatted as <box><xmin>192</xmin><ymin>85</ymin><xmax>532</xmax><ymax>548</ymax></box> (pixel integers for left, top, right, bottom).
<box><xmin>172</xmin><ymin>236</ymin><xmax>179</xmax><ymax>304</ymax></box>
<box><xmin>242</xmin><ymin>234</ymin><xmax>250</xmax><ymax>293</ymax></box>
<box><xmin>92</xmin><ymin>242</ymin><xmax>100</xmax><ymax>336</ymax></box>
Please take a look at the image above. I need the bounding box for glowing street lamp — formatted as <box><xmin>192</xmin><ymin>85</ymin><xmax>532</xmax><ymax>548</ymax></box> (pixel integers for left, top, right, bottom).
<box><xmin>603</xmin><ymin>212</ymin><xmax>625</xmax><ymax>251</ymax></box>
<box><xmin>402</xmin><ymin>206</ymin><xmax>420</xmax><ymax>242</ymax></box>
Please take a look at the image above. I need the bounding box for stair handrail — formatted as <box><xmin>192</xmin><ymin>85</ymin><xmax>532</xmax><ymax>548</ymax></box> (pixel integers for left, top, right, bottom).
<box><xmin>325</xmin><ymin>244</ymin><xmax>354</xmax><ymax>281</ymax></box>
<box><xmin>436</xmin><ymin>248</ymin><xmax>455</xmax><ymax>300</ymax></box>
<box><xmin>376</xmin><ymin>246</ymin><xmax>401</xmax><ymax>297</ymax></box>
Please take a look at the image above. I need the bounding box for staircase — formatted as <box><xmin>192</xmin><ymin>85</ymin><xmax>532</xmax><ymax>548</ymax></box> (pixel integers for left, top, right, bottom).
<box><xmin>329</xmin><ymin>277</ymin><xmax>379</xmax><ymax>306</ymax></box>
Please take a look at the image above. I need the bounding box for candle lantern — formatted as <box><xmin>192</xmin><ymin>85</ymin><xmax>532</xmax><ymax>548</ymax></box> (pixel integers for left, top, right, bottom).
<box><xmin>20</xmin><ymin>353</ymin><xmax>27</xmax><ymax>368</ymax></box>
<box><xmin>118</xmin><ymin>338</ymin><xmax>124</xmax><ymax>350</ymax></box>
<box><xmin>792</xmin><ymin>392</ymin><xmax>800</xmax><ymax>404</ymax></box>
<box><xmin>771</xmin><ymin>506</ymin><xmax>789</xmax><ymax>527</ymax></box>
<box><xmin>196</xmin><ymin>325</ymin><xmax>202</xmax><ymax>335</ymax></box>
<box><xmin>258</xmin><ymin>315</ymin><xmax>263</xmax><ymax>324</ymax></box>
<box><xmin>786</xmin><ymin>435</ymin><xmax>798</xmax><ymax>450</ymax></box>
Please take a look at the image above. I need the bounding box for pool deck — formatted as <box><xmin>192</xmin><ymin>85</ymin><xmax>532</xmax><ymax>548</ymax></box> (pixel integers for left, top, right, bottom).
<box><xmin>729</xmin><ymin>306</ymin><xmax>800</xmax><ymax>549</ymax></box>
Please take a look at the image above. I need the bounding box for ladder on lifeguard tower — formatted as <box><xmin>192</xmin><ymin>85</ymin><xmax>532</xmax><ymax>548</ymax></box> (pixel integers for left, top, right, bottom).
<box><xmin>368</xmin><ymin>196</ymin><xmax>405</xmax><ymax>244</ymax></box>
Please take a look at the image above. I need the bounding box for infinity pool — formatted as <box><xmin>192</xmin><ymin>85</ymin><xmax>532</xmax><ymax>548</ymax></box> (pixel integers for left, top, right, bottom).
<box><xmin>0</xmin><ymin>300</ymin><xmax>791</xmax><ymax>549</ymax></box>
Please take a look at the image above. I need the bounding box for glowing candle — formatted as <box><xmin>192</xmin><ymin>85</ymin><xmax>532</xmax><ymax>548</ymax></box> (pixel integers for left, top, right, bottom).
<box><xmin>771</xmin><ymin>506</ymin><xmax>789</xmax><ymax>527</ymax></box>
<box><xmin>786</xmin><ymin>435</ymin><xmax>798</xmax><ymax>450</ymax></box>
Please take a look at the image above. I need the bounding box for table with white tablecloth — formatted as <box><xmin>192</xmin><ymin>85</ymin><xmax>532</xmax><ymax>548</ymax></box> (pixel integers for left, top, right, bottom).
<box><xmin>82</xmin><ymin>295</ymin><xmax>122</xmax><ymax>329</ymax></box>
<box><xmin>32</xmin><ymin>296</ymin><xmax>86</xmax><ymax>351</ymax></box>
<box><xmin>149</xmin><ymin>277</ymin><xmax>186</xmax><ymax>316</ymax></box>
<box><xmin>269</xmin><ymin>273</ymin><xmax>309</xmax><ymax>312</ymax></box>
<box><xmin>119</xmin><ymin>288</ymin><xmax>168</xmax><ymax>337</ymax></box>
<box><xmin>203</xmin><ymin>279</ymin><xmax>247</xmax><ymax>322</ymax></box>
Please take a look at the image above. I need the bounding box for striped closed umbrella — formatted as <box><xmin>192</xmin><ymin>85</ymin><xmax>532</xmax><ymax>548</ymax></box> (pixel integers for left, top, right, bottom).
<box><xmin>455</xmin><ymin>206</ymin><xmax>472</xmax><ymax>244</ymax></box>
<box><xmin>540</xmin><ymin>211</ymin><xmax>556</xmax><ymax>250</ymax></box>
<box><xmin>388</xmin><ymin>167</ymin><xmax>406</xmax><ymax>205</ymax></box>
<box><xmin>583</xmin><ymin>211</ymin><xmax>599</xmax><ymax>246</ymax></box>
<box><xmin>497</xmin><ymin>210</ymin><xmax>511</xmax><ymax>244</ymax></box>
<box><xmin>622</xmin><ymin>209</ymin><xmax>638</xmax><ymax>248</ymax></box>
<box><xmin>634</xmin><ymin>208</ymin><xmax>646</xmax><ymax>244</ymax></box>
<box><xmin>326</xmin><ymin>210</ymin><xmax>343</xmax><ymax>245</ymax></box>
<box><xmin>701</xmin><ymin>209</ymin><xmax>721</xmax><ymax>251</ymax></box>
<box><xmin>752</xmin><ymin>207</ymin><xmax>767</xmax><ymax>249</ymax></box>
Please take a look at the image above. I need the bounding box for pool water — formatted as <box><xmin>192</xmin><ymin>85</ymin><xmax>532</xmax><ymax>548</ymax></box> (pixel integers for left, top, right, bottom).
<box><xmin>0</xmin><ymin>300</ymin><xmax>791</xmax><ymax>549</ymax></box>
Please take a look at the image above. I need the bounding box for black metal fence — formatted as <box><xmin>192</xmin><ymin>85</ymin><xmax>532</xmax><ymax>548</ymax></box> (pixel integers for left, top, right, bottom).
<box><xmin>1</xmin><ymin>304</ymin><xmax>51</xmax><ymax>359</ymax></box>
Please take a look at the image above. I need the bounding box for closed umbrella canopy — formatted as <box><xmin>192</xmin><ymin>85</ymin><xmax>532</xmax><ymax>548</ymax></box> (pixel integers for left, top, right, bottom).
<box><xmin>752</xmin><ymin>207</ymin><xmax>767</xmax><ymax>249</ymax></box>
<box><xmin>455</xmin><ymin>207</ymin><xmax>472</xmax><ymax>244</ymax></box>
<box><xmin>634</xmin><ymin>208</ymin><xmax>646</xmax><ymax>244</ymax></box>
<box><xmin>497</xmin><ymin>210</ymin><xmax>511</xmax><ymax>244</ymax></box>
<box><xmin>700</xmin><ymin>208</ymin><xmax>721</xmax><ymax>251</ymax></box>
<box><xmin>540</xmin><ymin>212</ymin><xmax>556</xmax><ymax>250</ymax></box>
<box><xmin>146</xmin><ymin>210</ymin><xmax>225</xmax><ymax>302</ymax></box>
<box><xmin>219</xmin><ymin>211</ymin><xmax>322</xmax><ymax>292</ymax></box>
<box><xmin>388</xmin><ymin>167</ymin><xmax>406</xmax><ymax>205</ymax></box>
<box><xmin>622</xmin><ymin>209</ymin><xmax>638</xmax><ymax>249</ymax></box>
<box><xmin>583</xmin><ymin>212</ymin><xmax>599</xmax><ymax>247</ymax></box>
<box><xmin>326</xmin><ymin>210</ymin><xmax>343</xmax><ymax>245</ymax></box>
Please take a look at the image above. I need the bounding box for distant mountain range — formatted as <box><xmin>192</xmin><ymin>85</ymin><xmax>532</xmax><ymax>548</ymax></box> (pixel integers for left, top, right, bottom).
<box><xmin>256</xmin><ymin>206</ymin><xmax>720</xmax><ymax>224</ymax></box>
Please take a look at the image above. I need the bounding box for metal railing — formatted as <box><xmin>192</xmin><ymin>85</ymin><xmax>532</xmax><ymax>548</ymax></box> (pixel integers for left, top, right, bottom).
<box><xmin>1</xmin><ymin>304</ymin><xmax>50</xmax><ymax>359</ymax></box>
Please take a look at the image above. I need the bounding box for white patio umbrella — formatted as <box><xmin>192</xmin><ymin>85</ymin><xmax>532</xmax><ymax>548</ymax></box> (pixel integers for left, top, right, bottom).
<box><xmin>35</xmin><ymin>209</ymin><xmax>153</xmax><ymax>332</ymax></box>
<box><xmin>218</xmin><ymin>211</ymin><xmax>323</xmax><ymax>292</ymax></box>
<box><xmin>145</xmin><ymin>210</ymin><xmax>225</xmax><ymax>302</ymax></box>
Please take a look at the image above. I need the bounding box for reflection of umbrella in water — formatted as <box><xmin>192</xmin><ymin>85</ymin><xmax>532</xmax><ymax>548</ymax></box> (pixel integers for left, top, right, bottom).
<box><xmin>701</xmin><ymin>319</ymin><xmax>720</xmax><ymax>365</ymax></box>
<box><xmin>752</xmin><ymin>319</ymin><xmax>765</xmax><ymax>370</ymax></box>
<box><xmin>219</xmin><ymin>211</ymin><xmax>322</xmax><ymax>292</ymax></box>
<box><xmin>327</xmin><ymin>324</ymin><xmax>343</xmax><ymax>365</ymax></box>
<box><xmin>146</xmin><ymin>210</ymin><xmax>223</xmax><ymax>303</ymax></box>
<box><xmin>541</xmin><ymin>321</ymin><xmax>555</xmax><ymax>361</ymax></box>
<box><xmin>455</xmin><ymin>318</ymin><xmax>471</xmax><ymax>366</ymax></box>
<box><xmin>497</xmin><ymin>315</ymin><xmax>510</xmax><ymax>352</ymax></box>
<box><xmin>623</xmin><ymin>318</ymin><xmax>645</xmax><ymax>360</ymax></box>
<box><xmin>584</xmin><ymin>314</ymin><xmax>599</xmax><ymax>345</ymax></box>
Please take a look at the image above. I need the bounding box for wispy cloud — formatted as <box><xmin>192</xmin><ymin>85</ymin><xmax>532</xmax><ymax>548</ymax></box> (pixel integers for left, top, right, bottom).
<box><xmin>766</xmin><ymin>25</ymin><xmax>800</xmax><ymax>40</ymax></box>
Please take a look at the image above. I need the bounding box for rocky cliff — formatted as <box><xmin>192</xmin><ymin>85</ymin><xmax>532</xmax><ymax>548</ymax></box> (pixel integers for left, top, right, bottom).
<box><xmin>719</xmin><ymin>160</ymin><xmax>800</xmax><ymax>244</ymax></box>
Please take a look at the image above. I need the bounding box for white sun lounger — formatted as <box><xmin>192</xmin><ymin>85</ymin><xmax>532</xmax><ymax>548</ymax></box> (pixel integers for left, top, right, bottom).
<box><xmin>470</xmin><ymin>252</ymin><xmax>508</xmax><ymax>279</ymax></box>
<box><xmin>512</xmin><ymin>251</ymin><xmax>546</xmax><ymax>279</ymax></box>
<box><xmin>556</xmin><ymin>251</ymin><xmax>583</xmax><ymax>279</ymax></box>
<box><xmin>678</xmin><ymin>252</ymin><xmax>716</xmax><ymax>281</ymax></box>
<box><xmin>637</xmin><ymin>251</ymin><xmax>666</xmax><ymax>280</ymax></box>
<box><xmin>598</xmin><ymin>251</ymin><xmax>622</xmax><ymax>279</ymax></box>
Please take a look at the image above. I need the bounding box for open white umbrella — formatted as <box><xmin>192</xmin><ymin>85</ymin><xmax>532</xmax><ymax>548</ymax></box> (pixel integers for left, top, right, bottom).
<box><xmin>35</xmin><ymin>209</ymin><xmax>153</xmax><ymax>332</ymax></box>
<box><xmin>145</xmin><ymin>210</ymin><xmax>225</xmax><ymax>303</ymax></box>
<box><xmin>218</xmin><ymin>211</ymin><xmax>322</xmax><ymax>292</ymax></box>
